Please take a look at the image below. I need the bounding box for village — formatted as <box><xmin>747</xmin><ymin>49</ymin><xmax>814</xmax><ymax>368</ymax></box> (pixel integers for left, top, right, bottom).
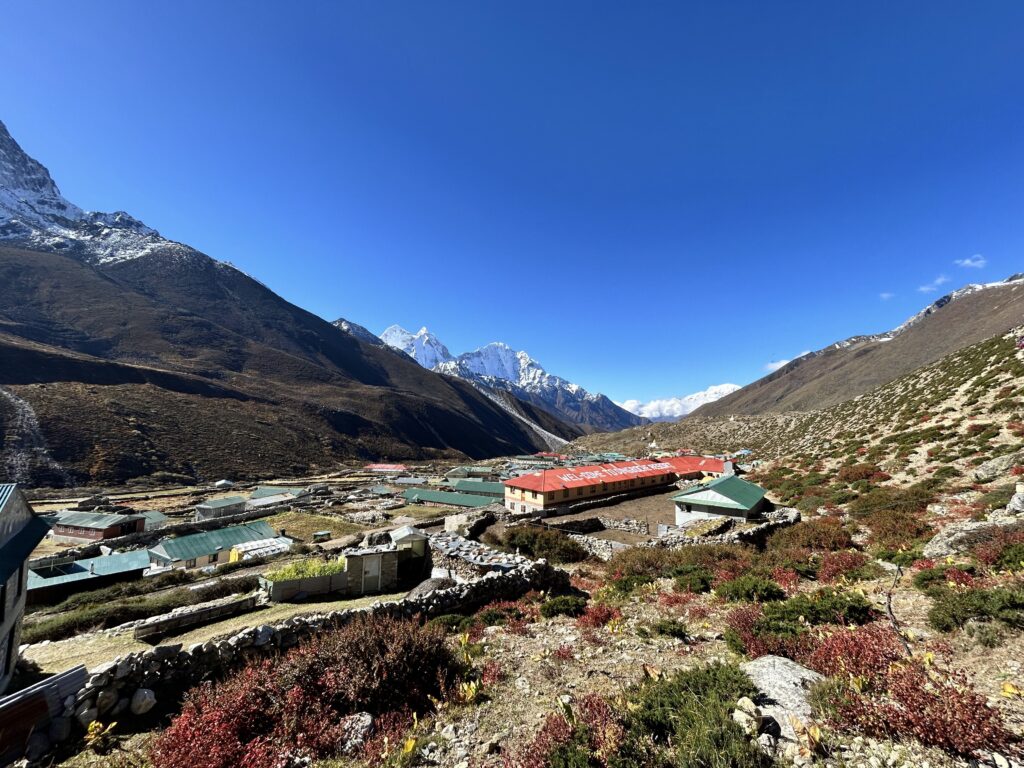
<box><xmin>0</xmin><ymin>445</ymin><xmax>789</xmax><ymax>761</ymax></box>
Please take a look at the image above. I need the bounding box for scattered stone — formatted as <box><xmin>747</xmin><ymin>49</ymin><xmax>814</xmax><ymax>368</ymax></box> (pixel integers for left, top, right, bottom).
<box><xmin>129</xmin><ymin>688</ymin><xmax>157</xmax><ymax>715</ymax></box>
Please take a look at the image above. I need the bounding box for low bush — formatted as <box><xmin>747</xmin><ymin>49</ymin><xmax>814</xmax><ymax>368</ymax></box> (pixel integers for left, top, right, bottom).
<box><xmin>576</xmin><ymin>603</ymin><xmax>621</xmax><ymax>628</ymax></box>
<box><xmin>817</xmin><ymin>551</ymin><xmax>883</xmax><ymax>584</ymax></box>
<box><xmin>509</xmin><ymin>663</ymin><xmax>772</xmax><ymax>768</ymax></box>
<box><xmin>766</xmin><ymin>516</ymin><xmax>853</xmax><ymax>553</ymax></box>
<box><xmin>803</xmin><ymin>624</ymin><xmax>906</xmax><ymax>687</ymax></box>
<box><xmin>824</xmin><ymin>660</ymin><xmax>1016</xmax><ymax>756</ymax></box>
<box><xmin>912</xmin><ymin>564</ymin><xmax>977</xmax><ymax>592</ymax></box>
<box><xmin>649</xmin><ymin>618</ymin><xmax>689</xmax><ymax>640</ymax></box>
<box><xmin>608</xmin><ymin>573</ymin><xmax>655</xmax><ymax>595</ymax></box>
<box><xmin>672</xmin><ymin>564</ymin><xmax>713</xmax><ymax>593</ymax></box>
<box><xmin>973</xmin><ymin>529</ymin><xmax>1024</xmax><ymax>568</ymax></box>
<box><xmin>540</xmin><ymin>595</ymin><xmax>588</xmax><ymax>619</ymax></box>
<box><xmin>149</xmin><ymin>615</ymin><xmax>459</xmax><ymax>768</ymax></box>
<box><xmin>716</xmin><ymin>574</ymin><xmax>786</xmax><ymax>603</ymax></box>
<box><xmin>501</xmin><ymin>526</ymin><xmax>588</xmax><ymax>563</ymax></box>
<box><xmin>927</xmin><ymin>585</ymin><xmax>1024</xmax><ymax>633</ymax></box>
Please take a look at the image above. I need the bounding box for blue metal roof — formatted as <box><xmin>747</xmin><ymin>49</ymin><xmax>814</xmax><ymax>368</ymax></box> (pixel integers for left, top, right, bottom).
<box><xmin>28</xmin><ymin>550</ymin><xmax>151</xmax><ymax>590</ymax></box>
<box><xmin>0</xmin><ymin>484</ymin><xmax>17</xmax><ymax>513</ymax></box>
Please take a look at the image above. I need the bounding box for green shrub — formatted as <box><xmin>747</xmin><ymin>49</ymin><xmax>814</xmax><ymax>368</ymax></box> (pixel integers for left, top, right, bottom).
<box><xmin>762</xmin><ymin>588</ymin><xmax>874</xmax><ymax>630</ymax></box>
<box><xmin>672</xmin><ymin>564</ymin><xmax>713</xmax><ymax>593</ymax></box>
<box><xmin>501</xmin><ymin>527</ymin><xmax>588</xmax><ymax>563</ymax></box>
<box><xmin>716</xmin><ymin>574</ymin><xmax>786</xmax><ymax>603</ymax></box>
<box><xmin>609</xmin><ymin>573</ymin><xmax>655</xmax><ymax>595</ymax></box>
<box><xmin>427</xmin><ymin>613</ymin><xmax>474</xmax><ymax>633</ymax></box>
<box><xmin>912</xmin><ymin>565</ymin><xmax>976</xmax><ymax>592</ymax></box>
<box><xmin>649</xmin><ymin>618</ymin><xmax>689</xmax><ymax>640</ymax></box>
<box><xmin>540</xmin><ymin>595</ymin><xmax>588</xmax><ymax>619</ymax></box>
<box><xmin>766</xmin><ymin>517</ymin><xmax>853</xmax><ymax>552</ymax></box>
<box><xmin>927</xmin><ymin>586</ymin><xmax>1024</xmax><ymax>632</ymax></box>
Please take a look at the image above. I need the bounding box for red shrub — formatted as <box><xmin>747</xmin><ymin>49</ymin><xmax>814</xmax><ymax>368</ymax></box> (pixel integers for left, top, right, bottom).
<box><xmin>507</xmin><ymin>712</ymin><xmax>574</xmax><ymax>768</ymax></box>
<box><xmin>576</xmin><ymin>603</ymin><xmax>621</xmax><ymax>629</ymax></box>
<box><xmin>1011</xmin><ymin>465</ymin><xmax>1024</xmax><ymax>476</ymax></box>
<box><xmin>685</xmin><ymin>601</ymin><xmax>712</xmax><ymax>622</ymax></box>
<box><xmin>725</xmin><ymin>604</ymin><xmax>810</xmax><ymax>659</ymax></box>
<box><xmin>770</xmin><ymin>566</ymin><xmax>800</xmax><ymax>594</ymax></box>
<box><xmin>481</xmin><ymin>660</ymin><xmax>506</xmax><ymax>686</ymax></box>
<box><xmin>658</xmin><ymin>590</ymin><xmax>696</xmax><ymax>609</ymax></box>
<box><xmin>834</xmin><ymin>661</ymin><xmax>1016</xmax><ymax>756</ymax></box>
<box><xmin>150</xmin><ymin>616</ymin><xmax>457</xmax><ymax>768</ymax></box>
<box><xmin>804</xmin><ymin>624</ymin><xmax>905</xmax><ymax>686</ymax></box>
<box><xmin>553</xmin><ymin>644</ymin><xmax>575</xmax><ymax>662</ymax></box>
<box><xmin>973</xmin><ymin>529</ymin><xmax>1024</xmax><ymax>566</ymax></box>
<box><xmin>818</xmin><ymin>551</ymin><xmax>870</xmax><ymax>584</ymax></box>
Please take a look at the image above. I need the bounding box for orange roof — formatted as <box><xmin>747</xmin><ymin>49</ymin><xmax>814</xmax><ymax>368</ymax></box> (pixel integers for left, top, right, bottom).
<box><xmin>661</xmin><ymin>456</ymin><xmax>727</xmax><ymax>475</ymax></box>
<box><xmin>504</xmin><ymin>459</ymin><xmax>676</xmax><ymax>493</ymax></box>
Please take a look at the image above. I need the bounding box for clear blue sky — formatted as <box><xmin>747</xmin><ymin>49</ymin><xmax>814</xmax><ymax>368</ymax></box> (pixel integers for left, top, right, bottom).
<box><xmin>2</xmin><ymin>1</ymin><xmax>1023</xmax><ymax>404</ymax></box>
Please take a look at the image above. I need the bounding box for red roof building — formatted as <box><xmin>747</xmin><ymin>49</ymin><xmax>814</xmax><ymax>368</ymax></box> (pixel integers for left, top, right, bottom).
<box><xmin>503</xmin><ymin>456</ymin><xmax>732</xmax><ymax>515</ymax></box>
<box><xmin>364</xmin><ymin>463</ymin><xmax>409</xmax><ymax>473</ymax></box>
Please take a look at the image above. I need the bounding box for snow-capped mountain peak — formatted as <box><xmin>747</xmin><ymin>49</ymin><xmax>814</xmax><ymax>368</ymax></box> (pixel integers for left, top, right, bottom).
<box><xmin>0</xmin><ymin>119</ymin><xmax>189</xmax><ymax>265</ymax></box>
<box><xmin>379</xmin><ymin>325</ymin><xmax>454</xmax><ymax>369</ymax></box>
<box><xmin>618</xmin><ymin>383</ymin><xmax>742</xmax><ymax>422</ymax></box>
<box><xmin>378</xmin><ymin>325</ymin><xmax>645</xmax><ymax>431</ymax></box>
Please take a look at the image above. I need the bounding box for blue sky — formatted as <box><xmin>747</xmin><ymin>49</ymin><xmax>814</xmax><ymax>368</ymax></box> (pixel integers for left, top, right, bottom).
<box><xmin>2</xmin><ymin>1</ymin><xmax>1023</xmax><ymax>404</ymax></box>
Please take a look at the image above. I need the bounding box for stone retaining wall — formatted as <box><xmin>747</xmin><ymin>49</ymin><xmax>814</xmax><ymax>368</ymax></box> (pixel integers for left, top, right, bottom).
<box><xmin>31</xmin><ymin>558</ymin><xmax>569</xmax><ymax>765</ymax></box>
<box><xmin>652</xmin><ymin>509</ymin><xmax>800</xmax><ymax>549</ymax></box>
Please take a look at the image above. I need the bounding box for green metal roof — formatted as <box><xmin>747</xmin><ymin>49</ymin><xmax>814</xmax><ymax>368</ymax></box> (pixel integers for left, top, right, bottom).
<box><xmin>28</xmin><ymin>550</ymin><xmax>151</xmax><ymax>590</ymax></box>
<box><xmin>249</xmin><ymin>486</ymin><xmax>305</xmax><ymax>499</ymax></box>
<box><xmin>53</xmin><ymin>511</ymin><xmax>142</xmax><ymax>529</ymax></box>
<box><xmin>401</xmin><ymin>488</ymin><xmax>494</xmax><ymax>508</ymax></box>
<box><xmin>672</xmin><ymin>475</ymin><xmax>766</xmax><ymax>511</ymax></box>
<box><xmin>150</xmin><ymin>521</ymin><xmax>276</xmax><ymax>563</ymax></box>
<box><xmin>196</xmin><ymin>495</ymin><xmax>247</xmax><ymax>509</ymax></box>
<box><xmin>452</xmin><ymin>480</ymin><xmax>505</xmax><ymax>497</ymax></box>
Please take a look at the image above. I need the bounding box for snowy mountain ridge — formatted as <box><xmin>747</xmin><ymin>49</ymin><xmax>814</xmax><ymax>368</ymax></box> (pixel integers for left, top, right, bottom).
<box><xmin>617</xmin><ymin>383</ymin><xmax>742</xmax><ymax>422</ymax></box>
<box><xmin>372</xmin><ymin>325</ymin><xmax>644</xmax><ymax>431</ymax></box>
<box><xmin>0</xmin><ymin>119</ymin><xmax>205</xmax><ymax>266</ymax></box>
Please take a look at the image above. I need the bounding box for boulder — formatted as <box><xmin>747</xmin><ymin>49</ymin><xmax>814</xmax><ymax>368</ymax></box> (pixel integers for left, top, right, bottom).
<box><xmin>740</xmin><ymin>655</ymin><xmax>823</xmax><ymax>743</ymax></box>
<box><xmin>922</xmin><ymin>517</ymin><xmax>1024</xmax><ymax>558</ymax></box>
<box><xmin>337</xmin><ymin>712</ymin><xmax>374</xmax><ymax>755</ymax></box>
<box><xmin>973</xmin><ymin>452</ymin><xmax>1024</xmax><ymax>483</ymax></box>
<box><xmin>130</xmin><ymin>688</ymin><xmax>157</xmax><ymax>715</ymax></box>
<box><xmin>405</xmin><ymin>577</ymin><xmax>457</xmax><ymax>600</ymax></box>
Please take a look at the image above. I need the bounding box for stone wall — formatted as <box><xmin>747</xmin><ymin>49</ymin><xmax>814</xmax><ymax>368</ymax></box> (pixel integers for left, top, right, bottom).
<box><xmin>652</xmin><ymin>508</ymin><xmax>800</xmax><ymax>550</ymax></box>
<box><xmin>567</xmin><ymin>533</ymin><xmax>620</xmax><ymax>561</ymax></box>
<box><xmin>597</xmin><ymin>516</ymin><xmax>649</xmax><ymax>536</ymax></box>
<box><xmin>30</xmin><ymin>558</ymin><xmax>569</xmax><ymax>765</ymax></box>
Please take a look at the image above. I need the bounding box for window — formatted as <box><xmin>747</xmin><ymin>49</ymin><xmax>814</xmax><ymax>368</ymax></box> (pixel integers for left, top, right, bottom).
<box><xmin>576</xmin><ymin>488</ymin><xmax>583</xmax><ymax>496</ymax></box>
<box><xmin>562</xmin><ymin>490</ymin><xmax>569</xmax><ymax>499</ymax></box>
<box><xmin>210</xmin><ymin>552</ymin><xmax>219</xmax><ymax>563</ymax></box>
<box><xmin>186</xmin><ymin>559</ymin><xmax>197</xmax><ymax>568</ymax></box>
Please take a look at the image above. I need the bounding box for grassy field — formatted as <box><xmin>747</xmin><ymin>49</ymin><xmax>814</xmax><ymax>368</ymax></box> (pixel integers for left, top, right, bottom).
<box><xmin>24</xmin><ymin>590</ymin><xmax>407</xmax><ymax>674</ymax></box>
<box><xmin>263</xmin><ymin>510</ymin><xmax>366</xmax><ymax>542</ymax></box>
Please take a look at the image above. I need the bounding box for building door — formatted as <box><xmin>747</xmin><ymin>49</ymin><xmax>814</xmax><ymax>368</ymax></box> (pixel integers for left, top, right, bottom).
<box><xmin>362</xmin><ymin>555</ymin><xmax>381</xmax><ymax>593</ymax></box>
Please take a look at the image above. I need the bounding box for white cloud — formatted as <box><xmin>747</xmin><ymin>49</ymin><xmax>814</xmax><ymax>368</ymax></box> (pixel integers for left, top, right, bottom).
<box><xmin>879</xmin><ymin>292</ymin><xmax>895</xmax><ymax>300</ymax></box>
<box><xmin>917</xmin><ymin>275</ymin><xmax>950</xmax><ymax>293</ymax></box>
<box><xmin>616</xmin><ymin>384</ymin><xmax>741</xmax><ymax>421</ymax></box>
<box><xmin>954</xmin><ymin>254</ymin><xmax>986</xmax><ymax>269</ymax></box>
<box><xmin>764</xmin><ymin>351</ymin><xmax>811</xmax><ymax>373</ymax></box>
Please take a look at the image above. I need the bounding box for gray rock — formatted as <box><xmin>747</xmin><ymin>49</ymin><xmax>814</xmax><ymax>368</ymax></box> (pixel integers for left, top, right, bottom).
<box><xmin>922</xmin><ymin>517</ymin><xmax>1024</xmax><ymax>558</ymax></box>
<box><xmin>130</xmin><ymin>688</ymin><xmax>157</xmax><ymax>715</ymax></box>
<box><xmin>338</xmin><ymin>712</ymin><xmax>373</xmax><ymax>755</ymax></box>
<box><xmin>740</xmin><ymin>655</ymin><xmax>823</xmax><ymax>742</ymax></box>
<box><xmin>405</xmin><ymin>577</ymin><xmax>457</xmax><ymax>600</ymax></box>
<box><xmin>973</xmin><ymin>452</ymin><xmax>1024</xmax><ymax>483</ymax></box>
<box><xmin>75</xmin><ymin>703</ymin><xmax>98</xmax><ymax>727</ymax></box>
<box><xmin>96</xmin><ymin>688</ymin><xmax>118</xmax><ymax>714</ymax></box>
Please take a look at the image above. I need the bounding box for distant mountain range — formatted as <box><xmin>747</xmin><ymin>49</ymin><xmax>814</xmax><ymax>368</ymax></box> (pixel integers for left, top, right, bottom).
<box><xmin>363</xmin><ymin>325</ymin><xmax>647</xmax><ymax>433</ymax></box>
<box><xmin>0</xmin><ymin>119</ymin><xmax>582</xmax><ymax>486</ymax></box>
<box><xmin>694</xmin><ymin>273</ymin><xmax>1024</xmax><ymax>418</ymax></box>
<box><xmin>616</xmin><ymin>384</ymin><xmax>742</xmax><ymax>422</ymax></box>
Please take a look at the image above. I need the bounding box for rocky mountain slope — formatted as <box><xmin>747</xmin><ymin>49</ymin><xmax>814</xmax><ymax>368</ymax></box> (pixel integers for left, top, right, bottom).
<box><xmin>0</xmin><ymin>120</ymin><xmax>578</xmax><ymax>486</ymax></box>
<box><xmin>577</xmin><ymin>326</ymin><xmax>1024</xmax><ymax>483</ymax></box>
<box><xmin>374</xmin><ymin>325</ymin><xmax>646</xmax><ymax>432</ymax></box>
<box><xmin>694</xmin><ymin>275</ymin><xmax>1024</xmax><ymax>417</ymax></box>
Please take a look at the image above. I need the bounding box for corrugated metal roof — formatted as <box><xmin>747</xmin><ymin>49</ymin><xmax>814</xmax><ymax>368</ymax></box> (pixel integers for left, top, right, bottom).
<box><xmin>53</xmin><ymin>511</ymin><xmax>141</xmax><ymax>529</ymax></box>
<box><xmin>505</xmin><ymin>460</ymin><xmax>676</xmax><ymax>493</ymax></box>
<box><xmin>672</xmin><ymin>476</ymin><xmax>766</xmax><ymax>511</ymax></box>
<box><xmin>452</xmin><ymin>480</ymin><xmax>505</xmax><ymax>497</ymax></box>
<box><xmin>0</xmin><ymin>515</ymin><xmax>50</xmax><ymax>584</ymax></box>
<box><xmin>390</xmin><ymin>525</ymin><xmax>428</xmax><ymax>541</ymax></box>
<box><xmin>661</xmin><ymin>456</ymin><xmax>727</xmax><ymax>475</ymax></box>
<box><xmin>249</xmin><ymin>486</ymin><xmax>305</xmax><ymax>499</ymax></box>
<box><xmin>150</xmin><ymin>521</ymin><xmax>276</xmax><ymax>563</ymax></box>
<box><xmin>28</xmin><ymin>550</ymin><xmax>151</xmax><ymax>589</ymax></box>
<box><xmin>196</xmin><ymin>496</ymin><xmax>247</xmax><ymax>509</ymax></box>
<box><xmin>401</xmin><ymin>488</ymin><xmax>494</xmax><ymax>508</ymax></box>
<box><xmin>0</xmin><ymin>483</ymin><xmax>16</xmax><ymax>513</ymax></box>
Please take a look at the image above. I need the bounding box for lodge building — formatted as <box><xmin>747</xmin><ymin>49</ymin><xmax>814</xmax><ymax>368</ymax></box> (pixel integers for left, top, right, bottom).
<box><xmin>503</xmin><ymin>456</ymin><xmax>731</xmax><ymax>516</ymax></box>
